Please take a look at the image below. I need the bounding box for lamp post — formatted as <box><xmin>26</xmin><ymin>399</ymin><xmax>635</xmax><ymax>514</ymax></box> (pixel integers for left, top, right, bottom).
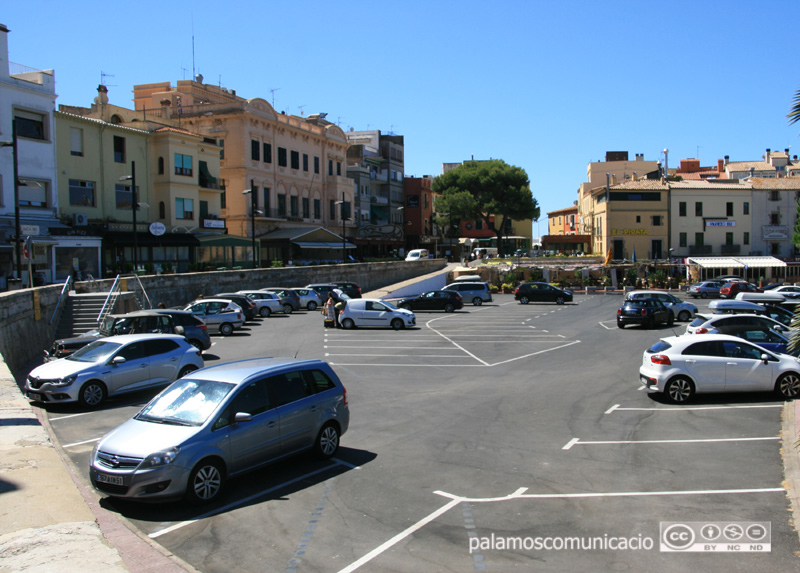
<box><xmin>336</xmin><ymin>192</ymin><xmax>347</xmax><ymax>263</ymax></box>
<box><xmin>242</xmin><ymin>188</ymin><xmax>257</xmax><ymax>268</ymax></box>
<box><xmin>119</xmin><ymin>161</ymin><xmax>138</xmax><ymax>272</ymax></box>
<box><xmin>0</xmin><ymin>120</ymin><xmax>22</xmax><ymax>281</ymax></box>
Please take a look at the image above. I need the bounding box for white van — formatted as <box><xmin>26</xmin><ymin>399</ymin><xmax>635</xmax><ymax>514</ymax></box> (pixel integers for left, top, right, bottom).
<box><xmin>405</xmin><ymin>249</ymin><xmax>429</xmax><ymax>261</ymax></box>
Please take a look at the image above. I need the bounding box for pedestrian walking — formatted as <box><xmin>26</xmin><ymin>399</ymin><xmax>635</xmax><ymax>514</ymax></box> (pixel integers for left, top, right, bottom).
<box><xmin>322</xmin><ymin>293</ymin><xmax>336</xmax><ymax>328</ymax></box>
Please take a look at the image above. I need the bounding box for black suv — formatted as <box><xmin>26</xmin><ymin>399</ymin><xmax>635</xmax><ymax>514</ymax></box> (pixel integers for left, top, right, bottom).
<box><xmin>45</xmin><ymin>311</ymin><xmax>177</xmax><ymax>360</ymax></box>
<box><xmin>617</xmin><ymin>299</ymin><xmax>674</xmax><ymax>329</ymax></box>
<box><xmin>513</xmin><ymin>282</ymin><xmax>573</xmax><ymax>305</ymax></box>
<box><xmin>212</xmin><ymin>293</ymin><xmax>258</xmax><ymax>321</ymax></box>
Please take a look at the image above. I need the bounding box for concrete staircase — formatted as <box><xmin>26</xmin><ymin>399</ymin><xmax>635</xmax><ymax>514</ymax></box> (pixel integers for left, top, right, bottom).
<box><xmin>53</xmin><ymin>293</ymin><xmax>111</xmax><ymax>339</ymax></box>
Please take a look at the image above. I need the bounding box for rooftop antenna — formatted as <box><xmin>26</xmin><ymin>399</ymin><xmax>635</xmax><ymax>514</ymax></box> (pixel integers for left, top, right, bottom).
<box><xmin>337</xmin><ymin>117</ymin><xmax>344</xmax><ymax>126</ymax></box>
<box><xmin>270</xmin><ymin>88</ymin><xmax>281</xmax><ymax>107</ymax></box>
<box><xmin>100</xmin><ymin>71</ymin><xmax>116</xmax><ymax>87</ymax></box>
<box><xmin>298</xmin><ymin>104</ymin><xmax>306</xmax><ymax>116</ymax></box>
<box><xmin>191</xmin><ymin>14</ymin><xmax>196</xmax><ymax>78</ymax></box>
<box><xmin>696</xmin><ymin>145</ymin><xmax>701</xmax><ymax>161</ymax></box>
<box><xmin>181</xmin><ymin>66</ymin><xmax>189</xmax><ymax>80</ymax></box>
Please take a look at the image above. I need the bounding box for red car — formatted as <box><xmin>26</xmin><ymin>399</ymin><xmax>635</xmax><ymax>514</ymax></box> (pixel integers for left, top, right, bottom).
<box><xmin>719</xmin><ymin>281</ymin><xmax>762</xmax><ymax>299</ymax></box>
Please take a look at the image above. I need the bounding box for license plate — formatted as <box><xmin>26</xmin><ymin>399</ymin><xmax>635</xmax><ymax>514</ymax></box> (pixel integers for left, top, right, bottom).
<box><xmin>27</xmin><ymin>392</ymin><xmax>44</xmax><ymax>402</ymax></box>
<box><xmin>96</xmin><ymin>472</ymin><xmax>124</xmax><ymax>486</ymax></box>
<box><xmin>639</xmin><ymin>375</ymin><xmax>650</xmax><ymax>387</ymax></box>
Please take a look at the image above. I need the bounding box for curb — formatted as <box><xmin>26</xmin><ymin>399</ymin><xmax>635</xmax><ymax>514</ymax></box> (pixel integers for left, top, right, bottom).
<box><xmin>783</xmin><ymin>400</ymin><xmax>800</xmax><ymax>547</ymax></box>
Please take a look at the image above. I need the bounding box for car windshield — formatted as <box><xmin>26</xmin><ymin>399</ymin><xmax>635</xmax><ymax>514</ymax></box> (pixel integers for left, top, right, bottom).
<box><xmin>136</xmin><ymin>378</ymin><xmax>235</xmax><ymax>426</ymax></box>
<box><xmin>67</xmin><ymin>340</ymin><xmax>123</xmax><ymax>362</ymax></box>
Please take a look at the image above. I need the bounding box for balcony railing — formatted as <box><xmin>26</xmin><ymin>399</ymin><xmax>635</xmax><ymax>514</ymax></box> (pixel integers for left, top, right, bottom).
<box><xmin>689</xmin><ymin>245</ymin><xmax>712</xmax><ymax>255</ymax></box>
<box><xmin>199</xmin><ymin>174</ymin><xmax>223</xmax><ymax>190</ymax></box>
<box><xmin>720</xmin><ymin>244</ymin><xmax>741</xmax><ymax>255</ymax></box>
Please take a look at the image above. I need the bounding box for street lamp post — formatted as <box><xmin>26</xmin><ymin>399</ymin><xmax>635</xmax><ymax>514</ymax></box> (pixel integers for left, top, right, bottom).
<box><xmin>119</xmin><ymin>161</ymin><xmax>138</xmax><ymax>272</ymax></box>
<box><xmin>0</xmin><ymin>120</ymin><xmax>22</xmax><ymax>281</ymax></box>
<box><xmin>242</xmin><ymin>188</ymin><xmax>257</xmax><ymax>268</ymax></box>
<box><xmin>336</xmin><ymin>192</ymin><xmax>347</xmax><ymax>263</ymax></box>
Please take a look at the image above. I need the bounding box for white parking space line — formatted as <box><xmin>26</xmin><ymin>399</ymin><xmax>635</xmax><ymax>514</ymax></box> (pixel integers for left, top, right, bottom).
<box><xmin>562</xmin><ymin>436</ymin><xmax>780</xmax><ymax>450</ymax></box>
<box><xmin>337</xmin><ymin>485</ymin><xmax>784</xmax><ymax>573</ymax></box>
<box><xmin>149</xmin><ymin>458</ymin><xmax>352</xmax><ymax>539</ymax></box>
<box><xmin>63</xmin><ymin>437</ymin><xmax>102</xmax><ymax>448</ymax></box>
<box><xmin>605</xmin><ymin>403</ymin><xmax>783</xmax><ymax>414</ymax></box>
<box><xmin>49</xmin><ymin>412</ymin><xmax>94</xmax><ymax>422</ymax></box>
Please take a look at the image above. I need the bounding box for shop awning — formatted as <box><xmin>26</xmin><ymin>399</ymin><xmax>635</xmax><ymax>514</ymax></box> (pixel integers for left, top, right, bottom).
<box><xmin>103</xmin><ymin>232</ymin><xmax>200</xmax><ymax>246</ymax></box>
<box><xmin>196</xmin><ymin>234</ymin><xmax>251</xmax><ymax>248</ymax></box>
<box><xmin>294</xmin><ymin>241</ymin><xmax>356</xmax><ymax>249</ymax></box>
<box><xmin>687</xmin><ymin>256</ymin><xmax>786</xmax><ymax>269</ymax></box>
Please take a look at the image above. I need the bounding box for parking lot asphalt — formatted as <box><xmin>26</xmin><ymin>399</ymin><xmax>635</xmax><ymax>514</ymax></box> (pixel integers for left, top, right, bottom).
<box><xmin>2</xmin><ymin>284</ymin><xmax>800</xmax><ymax>571</ymax></box>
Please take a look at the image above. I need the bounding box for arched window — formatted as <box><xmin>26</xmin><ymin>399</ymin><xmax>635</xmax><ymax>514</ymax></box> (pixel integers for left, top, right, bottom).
<box><xmin>159</xmin><ymin>201</ymin><xmax>166</xmax><ymax>219</ymax></box>
<box><xmin>158</xmin><ymin>157</ymin><xmax>164</xmax><ymax>174</ymax></box>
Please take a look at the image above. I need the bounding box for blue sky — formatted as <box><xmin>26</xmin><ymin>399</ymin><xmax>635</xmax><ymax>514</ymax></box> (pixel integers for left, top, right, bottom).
<box><xmin>4</xmin><ymin>1</ymin><xmax>799</xmax><ymax>226</ymax></box>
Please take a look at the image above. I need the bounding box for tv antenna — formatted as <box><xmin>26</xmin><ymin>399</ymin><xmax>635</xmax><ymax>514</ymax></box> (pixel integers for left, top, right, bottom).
<box><xmin>100</xmin><ymin>71</ymin><xmax>116</xmax><ymax>87</ymax></box>
<box><xmin>298</xmin><ymin>104</ymin><xmax>306</xmax><ymax>116</ymax></box>
<box><xmin>270</xmin><ymin>88</ymin><xmax>281</xmax><ymax>107</ymax></box>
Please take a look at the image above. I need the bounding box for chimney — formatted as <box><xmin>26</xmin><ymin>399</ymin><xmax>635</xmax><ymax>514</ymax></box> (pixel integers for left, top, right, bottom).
<box><xmin>724</xmin><ymin>155</ymin><xmax>729</xmax><ymax>165</ymax></box>
<box><xmin>766</xmin><ymin>148</ymin><xmax>771</xmax><ymax>161</ymax></box>
<box><xmin>717</xmin><ymin>159</ymin><xmax>724</xmax><ymax>173</ymax></box>
<box><xmin>0</xmin><ymin>23</ymin><xmax>9</xmax><ymax>80</ymax></box>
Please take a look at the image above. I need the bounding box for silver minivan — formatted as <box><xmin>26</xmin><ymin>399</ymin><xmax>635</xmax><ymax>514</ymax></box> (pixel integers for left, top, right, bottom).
<box><xmin>443</xmin><ymin>282</ymin><xmax>493</xmax><ymax>306</ymax></box>
<box><xmin>90</xmin><ymin>358</ymin><xmax>349</xmax><ymax>503</ymax></box>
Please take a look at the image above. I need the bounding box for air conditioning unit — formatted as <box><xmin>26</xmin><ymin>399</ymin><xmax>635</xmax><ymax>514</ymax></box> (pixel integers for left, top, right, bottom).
<box><xmin>73</xmin><ymin>213</ymin><xmax>88</xmax><ymax>226</ymax></box>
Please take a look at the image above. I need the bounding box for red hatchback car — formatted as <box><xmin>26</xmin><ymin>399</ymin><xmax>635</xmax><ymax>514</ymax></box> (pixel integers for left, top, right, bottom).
<box><xmin>719</xmin><ymin>281</ymin><xmax>762</xmax><ymax>299</ymax></box>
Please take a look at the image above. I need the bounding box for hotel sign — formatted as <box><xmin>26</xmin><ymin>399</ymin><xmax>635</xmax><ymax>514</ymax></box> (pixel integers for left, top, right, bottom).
<box><xmin>707</xmin><ymin>221</ymin><xmax>736</xmax><ymax>227</ymax></box>
<box><xmin>612</xmin><ymin>229</ymin><xmax>648</xmax><ymax>235</ymax></box>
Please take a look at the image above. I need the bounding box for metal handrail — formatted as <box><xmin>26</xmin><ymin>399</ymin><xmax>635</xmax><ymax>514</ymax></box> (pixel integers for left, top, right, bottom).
<box><xmin>97</xmin><ymin>275</ymin><xmax>123</xmax><ymax>323</ymax></box>
<box><xmin>96</xmin><ymin>274</ymin><xmax>153</xmax><ymax>323</ymax></box>
<box><xmin>49</xmin><ymin>275</ymin><xmax>73</xmax><ymax>325</ymax></box>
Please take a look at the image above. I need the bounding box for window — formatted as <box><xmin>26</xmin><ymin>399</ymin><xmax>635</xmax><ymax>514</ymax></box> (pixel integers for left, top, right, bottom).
<box><xmin>726</xmin><ymin>202</ymin><xmax>733</xmax><ymax>216</ymax></box>
<box><xmin>174</xmin><ymin>154</ymin><xmax>193</xmax><ymax>176</ymax></box>
<box><xmin>679</xmin><ymin>202</ymin><xmax>686</xmax><ymax>217</ymax></box>
<box><xmin>679</xmin><ymin>232</ymin><xmax>687</xmax><ymax>247</ymax></box>
<box><xmin>290</xmin><ymin>196</ymin><xmax>298</xmax><ymax>217</ymax></box>
<box><xmin>291</xmin><ymin>150</ymin><xmax>300</xmax><ymax>170</ymax></box>
<box><xmin>159</xmin><ymin>201</ymin><xmax>165</xmax><ymax>219</ymax></box>
<box><xmin>69</xmin><ymin>127</ymin><xmax>83</xmax><ymax>156</ymax></box>
<box><xmin>68</xmin><ymin>180</ymin><xmax>95</xmax><ymax>206</ymax></box>
<box><xmin>219</xmin><ymin>139</ymin><xmax>225</xmax><ymax>160</ymax></box>
<box><xmin>277</xmin><ymin>194</ymin><xmax>286</xmax><ymax>216</ymax></box>
<box><xmin>695</xmin><ymin>202</ymin><xmax>702</xmax><ymax>217</ymax></box>
<box><xmin>337</xmin><ymin>161</ymin><xmax>341</xmax><ymax>176</ymax></box>
<box><xmin>744</xmin><ymin>232</ymin><xmax>750</xmax><ymax>245</ymax></box>
<box><xmin>175</xmin><ymin>198</ymin><xmax>194</xmax><ymax>220</ymax></box>
<box><xmin>267</xmin><ymin>372</ymin><xmax>313</xmax><ymax>407</ymax></box>
<box><xmin>303</xmin><ymin>153</ymin><xmax>309</xmax><ymax>172</ymax></box>
<box><xmin>263</xmin><ymin>143</ymin><xmax>271</xmax><ymax>163</ymax></box>
<box><xmin>278</xmin><ymin>147</ymin><xmax>287</xmax><ymax>167</ymax></box>
<box><xmin>302</xmin><ymin>197</ymin><xmax>310</xmax><ymax>218</ymax></box>
<box><xmin>158</xmin><ymin>157</ymin><xmax>164</xmax><ymax>174</ymax></box>
<box><xmin>251</xmin><ymin>140</ymin><xmax>260</xmax><ymax>161</ymax></box>
<box><xmin>263</xmin><ymin>187</ymin><xmax>270</xmax><ymax>215</ymax></box>
<box><xmin>15</xmin><ymin>109</ymin><xmax>46</xmax><ymax>140</ymax></box>
<box><xmin>770</xmin><ymin>212</ymin><xmax>780</xmax><ymax>225</ymax></box>
<box><xmin>115</xmin><ymin>183</ymin><xmax>135</xmax><ymax>209</ymax></box>
<box><xmin>19</xmin><ymin>180</ymin><xmax>47</xmax><ymax>207</ymax></box>
<box><xmin>314</xmin><ymin>199</ymin><xmax>321</xmax><ymax>219</ymax></box>
<box><xmin>113</xmin><ymin>136</ymin><xmax>125</xmax><ymax>163</ymax></box>
<box><xmin>314</xmin><ymin>156</ymin><xmax>320</xmax><ymax>174</ymax></box>
<box><xmin>743</xmin><ymin>202</ymin><xmax>750</xmax><ymax>215</ymax></box>
<box><xmin>695</xmin><ymin>232</ymin><xmax>704</xmax><ymax>247</ymax></box>
<box><xmin>328</xmin><ymin>159</ymin><xmax>333</xmax><ymax>176</ymax></box>
<box><xmin>636</xmin><ymin>216</ymin><xmax>641</xmax><ymax>223</ymax></box>
<box><xmin>221</xmin><ymin>189</ymin><xmax>226</xmax><ymax>209</ymax></box>
<box><xmin>330</xmin><ymin>199</ymin><xmax>336</xmax><ymax>220</ymax></box>
<box><xmin>726</xmin><ymin>232</ymin><xmax>734</xmax><ymax>246</ymax></box>
<box><xmin>770</xmin><ymin>191</ymin><xmax>781</xmax><ymax>201</ymax></box>
<box><xmin>652</xmin><ymin>215</ymin><xmax>663</xmax><ymax>226</ymax></box>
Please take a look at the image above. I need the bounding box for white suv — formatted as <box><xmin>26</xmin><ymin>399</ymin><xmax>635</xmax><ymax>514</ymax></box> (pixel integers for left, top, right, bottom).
<box><xmin>443</xmin><ymin>282</ymin><xmax>493</xmax><ymax>306</ymax></box>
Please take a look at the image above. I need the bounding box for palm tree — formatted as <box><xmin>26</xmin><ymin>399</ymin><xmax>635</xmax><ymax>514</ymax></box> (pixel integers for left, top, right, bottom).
<box><xmin>789</xmin><ymin>88</ymin><xmax>800</xmax><ymax>125</ymax></box>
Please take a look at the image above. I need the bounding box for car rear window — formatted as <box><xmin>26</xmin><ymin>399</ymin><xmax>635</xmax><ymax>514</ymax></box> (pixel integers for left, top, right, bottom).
<box><xmin>688</xmin><ymin>317</ymin><xmax>708</xmax><ymax>327</ymax></box>
<box><xmin>646</xmin><ymin>340</ymin><xmax>672</xmax><ymax>353</ymax></box>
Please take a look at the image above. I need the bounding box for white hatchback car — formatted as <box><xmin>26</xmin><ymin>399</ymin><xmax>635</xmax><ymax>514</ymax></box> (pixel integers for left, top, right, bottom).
<box><xmin>640</xmin><ymin>334</ymin><xmax>800</xmax><ymax>403</ymax></box>
<box><xmin>236</xmin><ymin>290</ymin><xmax>287</xmax><ymax>317</ymax></box>
<box><xmin>338</xmin><ymin>298</ymin><xmax>416</xmax><ymax>330</ymax></box>
<box><xmin>685</xmin><ymin>313</ymin><xmax>789</xmax><ymax>335</ymax></box>
<box><xmin>624</xmin><ymin>290</ymin><xmax>697</xmax><ymax>322</ymax></box>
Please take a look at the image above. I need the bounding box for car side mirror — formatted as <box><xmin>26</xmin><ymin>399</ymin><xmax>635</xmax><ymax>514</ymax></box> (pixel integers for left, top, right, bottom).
<box><xmin>233</xmin><ymin>412</ymin><xmax>253</xmax><ymax>424</ymax></box>
<box><xmin>175</xmin><ymin>326</ymin><xmax>185</xmax><ymax>335</ymax></box>
<box><xmin>761</xmin><ymin>354</ymin><xmax>770</xmax><ymax>365</ymax></box>
<box><xmin>111</xmin><ymin>356</ymin><xmax>126</xmax><ymax>365</ymax></box>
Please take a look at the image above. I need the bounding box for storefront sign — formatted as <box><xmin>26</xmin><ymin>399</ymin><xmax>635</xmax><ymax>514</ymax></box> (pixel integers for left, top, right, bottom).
<box><xmin>707</xmin><ymin>221</ymin><xmax>736</xmax><ymax>227</ymax></box>
<box><xmin>149</xmin><ymin>222</ymin><xmax>166</xmax><ymax>236</ymax></box>
<box><xmin>612</xmin><ymin>229</ymin><xmax>648</xmax><ymax>235</ymax></box>
<box><xmin>203</xmin><ymin>219</ymin><xmax>226</xmax><ymax>229</ymax></box>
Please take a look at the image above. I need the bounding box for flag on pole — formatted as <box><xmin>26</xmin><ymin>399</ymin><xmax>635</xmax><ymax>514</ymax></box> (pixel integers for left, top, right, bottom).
<box><xmin>603</xmin><ymin>246</ymin><xmax>612</xmax><ymax>266</ymax></box>
<box><xmin>631</xmin><ymin>245</ymin><xmax>637</xmax><ymax>263</ymax></box>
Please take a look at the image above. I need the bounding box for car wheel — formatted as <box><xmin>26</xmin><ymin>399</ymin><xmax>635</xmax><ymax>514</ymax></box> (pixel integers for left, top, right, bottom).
<box><xmin>444</xmin><ymin>303</ymin><xmax>455</xmax><ymax>313</ymax></box>
<box><xmin>186</xmin><ymin>459</ymin><xmax>224</xmax><ymax>504</ymax></box>
<box><xmin>700</xmin><ymin>292</ymin><xmax>708</xmax><ymax>299</ymax></box>
<box><xmin>617</xmin><ymin>321</ymin><xmax>625</xmax><ymax>329</ymax></box>
<box><xmin>314</xmin><ymin>423</ymin><xmax>340</xmax><ymax>459</ymax></box>
<box><xmin>667</xmin><ymin>312</ymin><xmax>674</xmax><ymax>327</ymax></box>
<box><xmin>776</xmin><ymin>373</ymin><xmax>800</xmax><ymax>399</ymax></box>
<box><xmin>665</xmin><ymin>377</ymin><xmax>694</xmax><ymax>403</ymax></box>
<box><xmin>644</xmin><ymin>316</ymin><xmax>655</xmax><ymax>329</ymax></box>
<box><xmin>391</xmin><ymin>318</ymin><xmax>404</xmax><ymax>330</ymax></box>
<box><xmin>342</xmin><ymin>318</ymin><xmax>355</xmax><ymax>329</ymax></box>
<box><xmin>219</xmin><ymin>322</ymin><xmax>234</xmax><ymax>336</ymax></box>
<box><xmin>520</xmin><ymin>296</ymin><xmax>530</xmax><ymax>305</ymax></box>
<box><xmin>307</xmin><ymin>301</ymin><xmax>318</xmax><ymax>312</ymax></box>
<box><xmin>79</xmin><ymin>380</ymin><xmax>107</xmax><ymax>408</ymax></box>
<box><xmin>259</xmin><ymin>306</ymin><xmax>271</xmax><ymax>318</ymax></box>
<box><xmin>179</xmin><ymin>365</ymin><xmax>198</xmax><ymax>378</ymax></box>
<box><xmin>472</xmin><ymin>297</ymin><xmax>483</xmax><ymax>306</ymax></box>
<box><xmin>283</xmin><ymin>304</ymin><xmax>293</xmax><ymax>314</ymax></box>
<box><xmin>677</xmin><ymin>310</ymin><xmax>690</xmax><ymax>322</ymax></box>
<box><xmin>556</xmin><ymin>296</ymin><xmax>565</xmax><ymax>305</ymax></box>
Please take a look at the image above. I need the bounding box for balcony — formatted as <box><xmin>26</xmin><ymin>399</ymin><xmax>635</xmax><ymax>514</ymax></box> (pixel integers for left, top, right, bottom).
<box><xmin>199</xmin><ymin>174</ymin><xmax>223</xmax><ymax>190</ymax></box>
<box><xmin>689</xmin><ymin>245</ymin><xmax>712</xmax><ymax>255</ymax></box>
<box><xmin>720</xmin><ymin>244</ymin><xmax>741</xmax><ymax>255</ymax></box>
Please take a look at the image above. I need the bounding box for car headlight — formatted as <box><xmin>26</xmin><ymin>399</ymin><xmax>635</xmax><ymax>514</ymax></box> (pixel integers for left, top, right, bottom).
<box><xmin>52</xmin><ymin>374</ymin><xmax>78</xmax><ymax>387</ymax></box>
<box><xmin>142</xmin><ymin>446</ymin><xmax>181</xmax><ymax>468</ymax></box>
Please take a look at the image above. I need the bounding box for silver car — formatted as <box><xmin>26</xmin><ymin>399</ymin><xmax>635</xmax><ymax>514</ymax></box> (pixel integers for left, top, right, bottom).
<box><xmin>25</xmin><ymin>334</ymin><xmax>203</xmax><ymax>408</ymax></box>
<box><xmin>183</xmin><ymin>299</ymin><xmax>245</xmax><ymax>336</ymax></box>
<box><xmin>295</xmin><ymin>288</ymin><xmax>324</xmax><ymax>311</ymax></box>
<box><xmin>89</xmin><ymin>358</ymin><xmax>349</xmax><ymax>503</ymax></box>
<box><xmin>236</xmin><ymin>290</ymin><xmax>287</xmax><ymax>317</ymax></box>
<box><xmin>625</xmin><ymin>290</ymin><xmax>697</xmax><ymax>322</ymax></box>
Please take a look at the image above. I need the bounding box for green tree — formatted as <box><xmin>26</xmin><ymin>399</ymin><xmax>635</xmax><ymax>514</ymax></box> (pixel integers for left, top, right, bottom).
<box><xmin>432</xmin><ymin>160</ymin><xmax>540</xmax><ymax>257</ymax></box>
<box><xmin>788</xmin><ymin>87</ymin><xmax>800</xmax><ymax>125</ymax></box>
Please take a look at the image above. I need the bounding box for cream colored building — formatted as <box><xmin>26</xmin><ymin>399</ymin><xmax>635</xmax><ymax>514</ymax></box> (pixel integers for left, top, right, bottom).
<box><xmin>132</xmin><ymin>79</ymin><xmax>353</xmax><ymax>264</ymax></box>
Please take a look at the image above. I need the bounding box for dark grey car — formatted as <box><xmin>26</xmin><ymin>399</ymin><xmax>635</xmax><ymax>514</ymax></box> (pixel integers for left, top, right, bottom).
<box><xmin>148</xmin><ymin>309</ymin><xmax>212</xmax><ymax>352</ymax></box>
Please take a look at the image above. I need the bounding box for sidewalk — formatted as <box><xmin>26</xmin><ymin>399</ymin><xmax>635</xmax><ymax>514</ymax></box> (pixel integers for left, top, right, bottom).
<box><xmin>0</xmin><ymin>361</ymin><xmax>192</xmax><ymax>572</ymax></box>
